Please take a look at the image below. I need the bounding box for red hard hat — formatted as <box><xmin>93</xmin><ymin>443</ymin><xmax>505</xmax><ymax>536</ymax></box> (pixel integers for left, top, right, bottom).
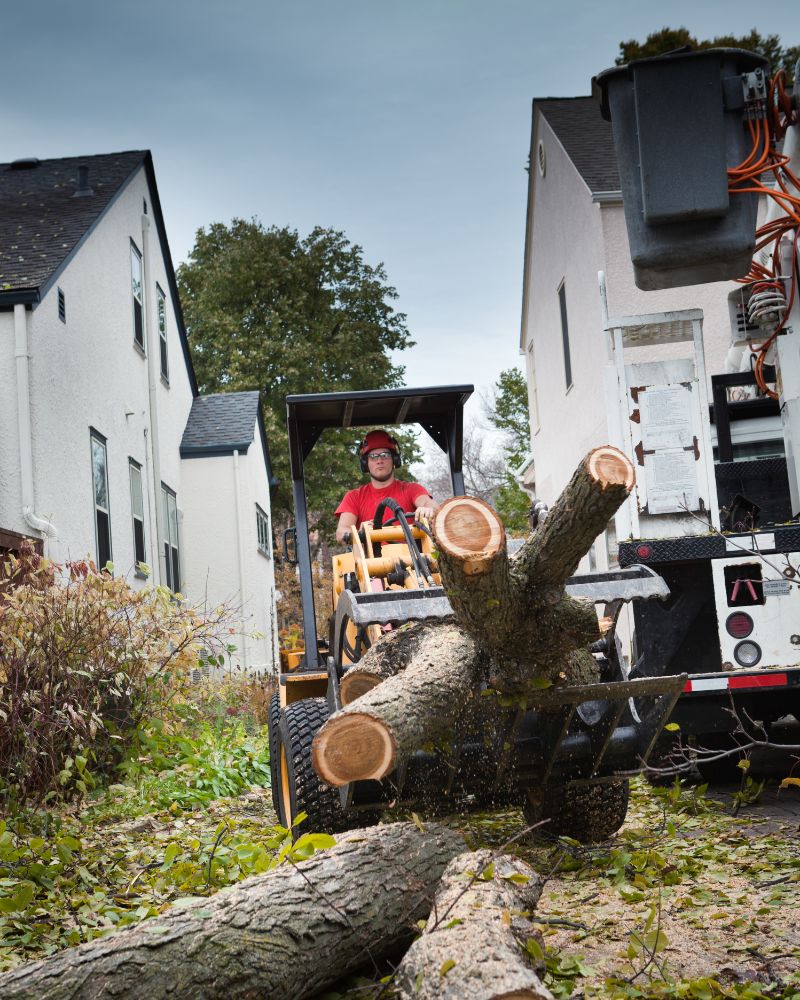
<box><xmin>359</xmin><ymin>430</ymin><xmax>398</xmax><ymax>455</ymax></box>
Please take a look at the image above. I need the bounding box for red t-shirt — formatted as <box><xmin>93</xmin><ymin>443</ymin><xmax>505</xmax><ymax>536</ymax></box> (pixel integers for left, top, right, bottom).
<box><xmin>335</xmin><ymin>480</ymin><xmax>429</xmax><ymax>528</ymax></box>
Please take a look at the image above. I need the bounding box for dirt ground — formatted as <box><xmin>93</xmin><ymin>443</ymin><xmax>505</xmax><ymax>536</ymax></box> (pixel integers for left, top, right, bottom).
<box><xmin>517</xmin><ymin>778</ymin><xmax>800</xmax><ymax>994</ymax></box>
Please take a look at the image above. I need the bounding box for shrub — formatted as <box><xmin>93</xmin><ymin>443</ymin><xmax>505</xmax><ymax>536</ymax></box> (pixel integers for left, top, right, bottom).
<box><xmin>0</xmin><ymin>543</ymin><xmax>231</xmax><ymax>806</ymax></box>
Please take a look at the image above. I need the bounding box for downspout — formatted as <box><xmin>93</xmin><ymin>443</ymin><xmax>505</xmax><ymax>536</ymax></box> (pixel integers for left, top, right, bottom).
<box><xmin>14</xmin><ymin>303</ymin><xmax>58</xmax><ymax>552</ymax></box>
<box><xmin>141</xmin><ymin>213</ymin><xmax>166</xmax><ymax>585</ymax></box>
<box><xmin>232</xmin><ymin>449</ymin><xmax>249</xmax><ymax>671</ymax></box>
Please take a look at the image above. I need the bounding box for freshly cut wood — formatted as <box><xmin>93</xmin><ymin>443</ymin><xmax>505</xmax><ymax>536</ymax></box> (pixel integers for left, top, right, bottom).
<box><xmin>0</xmin><ymin>822</ymin><xmax>464</xmax><ymax>1000</ymax></box>
<box><xmin>340</xmin><ymin>621</ymin><xmax>439</xmax><ymax>705</ymax></box>
<box><xmin>314</xmin><ymin>447</ymin><xmax>635</xmax><ymax>787</ymax></box>
<box><xmin>314</xmin><ymin>625</ymin><xmax>479</xmax><ymax>785</ymax></box>
<box><xmin>394</xmin><ymin>850</ymin><xmax>552</xmax><ymax>1000</ymax></box>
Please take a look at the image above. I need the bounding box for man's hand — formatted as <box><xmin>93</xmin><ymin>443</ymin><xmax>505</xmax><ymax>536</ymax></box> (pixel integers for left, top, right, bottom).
<box><xmin>415</xmin><ymin>505</ymin><xmax>436</xmax><ymax>522</ymax></box>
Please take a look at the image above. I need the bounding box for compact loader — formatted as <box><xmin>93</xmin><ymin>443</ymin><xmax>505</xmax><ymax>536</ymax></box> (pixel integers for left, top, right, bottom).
<box><xmin>269</xmin><ymin>385</ymin><xmax>686</xmax><ymax>841</ymax></box>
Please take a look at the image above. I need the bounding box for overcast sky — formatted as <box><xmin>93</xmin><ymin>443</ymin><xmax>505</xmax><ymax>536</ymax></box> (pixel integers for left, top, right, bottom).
<box><xmin>5</xmin><ymin>0</ymin><xmax>797</xmax><ymax>419</ymax></box>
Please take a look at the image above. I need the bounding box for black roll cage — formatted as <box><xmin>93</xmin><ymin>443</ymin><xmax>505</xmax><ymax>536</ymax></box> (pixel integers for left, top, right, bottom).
<box><xmin>285</xmin><ymin>385</ymin><xmax>473</xmax><ymax>669</ymax></box>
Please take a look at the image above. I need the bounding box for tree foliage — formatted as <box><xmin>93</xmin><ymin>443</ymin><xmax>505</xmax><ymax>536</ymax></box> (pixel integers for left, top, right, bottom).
<box><xmin>177</xmin><ymin>220</ymin><xmax>419</xmax><ymax>540</ymax></box>
<box><xmin>486</xmin><ymin>368</ymin><xmax>532</xmax><ymax>533</ymax></box>
<box><xmin>617</xmin><ymin>27</ymin><xmax>799</xmax><ymax>81</ymax></box>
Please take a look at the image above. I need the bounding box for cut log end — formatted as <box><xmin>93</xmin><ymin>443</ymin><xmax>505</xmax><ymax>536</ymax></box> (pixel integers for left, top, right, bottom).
<box><xmin>586</xmin><ymin>445</ymin><xmax>635</xmax><ymax>492</ymax></box>
<box><xmin>339</xmin><ymin>671</ymin><xmax>383</xmax><ymax>706</ymax></box>
<box><xmin>312</xmin><ymin>712</ymin><xmax>397</xmax><ymax>786</ymax></box>
<box><xmin>433</xmin><ymin>496</ymin><xmax>505</xmax><ymax>574</ymax></box>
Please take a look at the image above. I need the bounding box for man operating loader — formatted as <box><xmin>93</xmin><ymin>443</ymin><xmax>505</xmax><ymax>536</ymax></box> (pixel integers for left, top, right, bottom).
<box><xmin>335</xmin><ymin>429</ymin><xmax>437</xmax><ymax>543</ymax></box>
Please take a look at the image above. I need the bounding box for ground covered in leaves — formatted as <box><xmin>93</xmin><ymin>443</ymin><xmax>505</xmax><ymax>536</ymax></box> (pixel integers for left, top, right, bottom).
<box><xmin>1</xmin><ymin>688</ymin><xmax>799</xmax><ymax>999</ymax></box>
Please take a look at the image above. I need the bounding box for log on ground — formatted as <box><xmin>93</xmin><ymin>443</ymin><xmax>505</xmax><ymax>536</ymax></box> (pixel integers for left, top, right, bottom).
<box><xmin>394</xmin><ymin>850</ymin><xmax>552</xmax><ymax>1000</ymax></box>
<box><xmin>0</xmin><ymin>822</ymin><xmax>464</xmax><ymax>1000</ymax></box>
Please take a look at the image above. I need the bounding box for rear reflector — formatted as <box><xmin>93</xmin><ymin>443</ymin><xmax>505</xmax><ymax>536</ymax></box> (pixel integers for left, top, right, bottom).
<box><xmin>684</xmin><ymin>672</ymin><xmax>789</xmax><ymax>693</ymax></box>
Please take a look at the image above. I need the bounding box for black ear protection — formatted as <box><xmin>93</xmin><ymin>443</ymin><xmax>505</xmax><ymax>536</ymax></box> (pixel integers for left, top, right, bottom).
<box><xmin>359</xmin><ymin>433</ymin><xmax>402</xmax><ymax>473</ymax></box>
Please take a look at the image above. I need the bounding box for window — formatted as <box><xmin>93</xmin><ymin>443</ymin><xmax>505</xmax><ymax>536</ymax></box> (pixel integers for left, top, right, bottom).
<box><xmin>129</xmin><ymin>459</ymin><xmax>146</xmax><ymax>569</ymax></box>
<box><xmin>161</xmin><ymin>485</ymin><xmax>180</xmax><ymax>592</ymax></box>
<box><xmin>256</xmin><ymin>505</ymin><xmax>272</xmax><ymax>557</ymax></box>
<box><xmin>526</xmin><ymin>339</ymin><xmax>540</xmax><ymax>432</ymax></box>
<box><xmin>91</xmin><ymin>431</ymin><xmax>112</xmax><ymax>569</ymax></box>
<box><xmin>131</xmin><ymin>241</ymin><xmax>144</xmax><ymax>350</ymax></box>
<box><xmin>156</xmin><ymin>284</ymin><xmax>169</xmax><ymax>382</ymax></box>
<box><xmin>57</xmin><ymin>287</ymin><xmax>66</xmax><ymax>323</ymax></box>
<box><xmin>558</xmin><ymin>281</ymin><xmax>573</xmax><ymax>390</ymax></box>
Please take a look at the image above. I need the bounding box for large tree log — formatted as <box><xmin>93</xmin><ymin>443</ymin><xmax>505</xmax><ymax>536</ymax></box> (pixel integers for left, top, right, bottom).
<box><xmin>394</xmin><ymin>851</ymin><xmax>552</xmax><ymax>1000</ymax></box>
<box><xmin>313</xmin><ymin>446</ymin><xmax>634</xmax><ymax>786</ymax></box>
<box><xmin>340</xmin><ymin>620</ymin><xmax>444</xmax><ymax>705</ymax></box>
<box><xmin>314</xmin><ymin>624</ymin><xmax>479</xmax><ymax>785</ymax></box>
<box><xmin>0</xmin><ymin>822</ymin><xmax>464</xmax><ymax>1000</ymax></box>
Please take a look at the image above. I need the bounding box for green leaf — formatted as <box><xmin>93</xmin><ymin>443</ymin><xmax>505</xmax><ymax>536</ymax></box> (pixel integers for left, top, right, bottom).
<box><xmin>439</xmin><ymin>959</ymin><xmax>456</xmax><ymax>977</ymax></box>
<box><xmin>665</xmin><ymin>722</ymin><xmax>680</xmax><ymax>732</ymax></box>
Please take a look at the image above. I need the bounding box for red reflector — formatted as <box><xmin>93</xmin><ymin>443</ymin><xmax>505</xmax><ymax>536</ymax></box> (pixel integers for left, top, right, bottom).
<box><xmin>726</xmin><ymin>612</ymin><xmax>753</xmax><ymax>638</ymax></box>
<box><xmin>728</xmin><ymin>673</ymin><xmax>788</xmax><ymax>690</ymax></box>
<box><xmin>683</xmin><ymin>680</ymin><xmax>692</xmax><ymax>692</ymax></box>
<box><xmin>636</xmin><ymin>544</ymin><xmax>652</xmax><ymax>559</ymax></box>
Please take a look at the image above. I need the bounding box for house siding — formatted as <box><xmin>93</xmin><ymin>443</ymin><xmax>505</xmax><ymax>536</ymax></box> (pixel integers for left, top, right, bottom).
<box><xmin>20</xmin><ymin>168</ymin><xmax>194</xmax><ymax>577</ymax></box>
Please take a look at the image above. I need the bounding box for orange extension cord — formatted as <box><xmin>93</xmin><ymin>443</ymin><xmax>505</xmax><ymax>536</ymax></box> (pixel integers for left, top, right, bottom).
<box><xmin>728</xmin><ymin>71</ymin><xmax>799</xmax><ymax>400</ymax></box>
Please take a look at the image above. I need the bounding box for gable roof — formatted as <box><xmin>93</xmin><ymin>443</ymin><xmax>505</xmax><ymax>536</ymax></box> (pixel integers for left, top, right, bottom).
<box><xmin>0</xmin><ymin>149</ymin><xmax>198</xmax><ymax>395</ymax></box>
<box><xmin>535</xmin><ymin>96</ymin><xmax>620</xmax><ymax>194</ymax></box>
<box><xmin>0</xmin><ymin>151</ymin><xmax>146</xmax><ymax>296</ymax></box>
<box><xmin>181</xmin><ymin>391</ymin><xmax>277</xmax><ymax>485</ymax></box>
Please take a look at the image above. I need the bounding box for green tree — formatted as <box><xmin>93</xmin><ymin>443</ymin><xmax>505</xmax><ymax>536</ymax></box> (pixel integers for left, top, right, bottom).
<box><xmin>617</xmin><ymin>27</ymin><xmax>799</xmax><ymax>81</ymax></box>
<box><xmin>177</xmin><ymin>220</ymin><xmax>419</xmax><ymax>540</ymax></box>
<box><xmin>486</xmin><ymin>368</ymin><xmax>531</xmax><ymax>534</ymax></box>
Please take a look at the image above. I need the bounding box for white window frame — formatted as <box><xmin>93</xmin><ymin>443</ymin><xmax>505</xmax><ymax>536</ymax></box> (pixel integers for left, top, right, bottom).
<box><xmin>256</xmin><ymin>504</ymin><xmax>272</xmax><ymax>558</ymax></box>
<box><xmin>131</xmin><ymin>240</ymin><xmax>145</xmax><ymax>352</ymax></box>
<box><xmin>558</xmin><ymin>280</ymin><xmax>573</xmax><ymax>391</ymax></box>
<box><xmin>129</xmin><ymin>459</ymin><xmax>147</xmax><ymax>573</ymax></box>
<box><xmin>161</xmin><ymin>484</ymin><xmax>181</xmax><ymax>593</ymax></box>
<box><xmin>156</xmin><ymin>283</ymin><xmax>169</xmax><ymax>383</ymax></box>
<box><xmin>90</xmin><ymin>430</ymin><xmax>112</xmax><ymax>569</ymax></box>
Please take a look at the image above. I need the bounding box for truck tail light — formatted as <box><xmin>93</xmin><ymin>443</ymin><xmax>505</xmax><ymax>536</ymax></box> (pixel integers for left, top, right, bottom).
<box><xmin>726</xmin><ymin>612</ymin><xmax>753</xmax><ymax>638</ymax></box>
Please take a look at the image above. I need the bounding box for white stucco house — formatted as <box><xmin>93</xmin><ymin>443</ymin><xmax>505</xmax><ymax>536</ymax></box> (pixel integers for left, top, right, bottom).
<box><xmin>519</xmin><ymin>97</ymin><xmax>765</xmax><ymax>569</ymax></box>
<box><xmin>0</xmin><ymin>151</ymin><xmax>278</xmax><ymax>673</ymax></box>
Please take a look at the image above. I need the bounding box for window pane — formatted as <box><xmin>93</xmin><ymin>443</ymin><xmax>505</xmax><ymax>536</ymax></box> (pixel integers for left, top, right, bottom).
<box><xmin>157</xmin><ymin>289</ymin><xmax>166</xmax><ymax>334</ymax></box>
<box><xmin>163</xmin><ymin>540</ymin><xmax>172</xmax><ymax>589</ymax></box>
<box><xmin>96</xmin><ymin>509</ymin><xmax>111</xmax><ymax>568</ymax></box>
<box><xmin>558</xmin><ymin>283</ymin><xmax>573</xmax><ymax>390</ymax></box>
<box><xmin>92</xmin><ymin>438</ymin><xmax>108</xmax><ymax>509</ymax></box>
<box><xmin>134</xmin><ymin>300</ymin><xmax>144</xmax><ymax>347</ymax></box>
<box><xmin>129</xmin><ymin>463</ymin><xmax>143</xmax><ymax>518</ymax></box>
<box><xmin>133</xmin><ymin>519</ymin><xmax>145</xmax><ymax>564</ymax></box>
<box><xmin>171</xmin><ymin>547</ymin><xmax>180</xmax><ymax>594</ymax></box>
<box><xmin>131</xmin><ymin>247</ymin><xmax>142</xmax><ymax>303</ymax></box>
<box><xmin>160</xmin><ymin>335</ymin><xmax>169</xmax><ymax>380</ymax></box>
<box><xmin>168</xmin><ymin>493</ymin><xmax>178</xmax><ymax>546</ymax></box>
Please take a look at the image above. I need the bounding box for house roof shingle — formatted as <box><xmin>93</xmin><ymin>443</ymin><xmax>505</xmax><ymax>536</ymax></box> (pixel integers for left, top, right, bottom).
<box><xmin>535</xmin><ymin>97</ymin><xmax>620</xmax><ymax>194</ymax></box>
<box><xmin>0</xmin><ymin>151</ymin><xmax>146</xmax><ymax>292</ymax></box>
<box><xmin>181</xmin><ymin>391</ymin><xmax>277</xmax><ymax>485</ymax></box>
<box><xmin>181</xmin><ymin>392</ymin><xmax>262</xmax><ymax>454</ymax></box>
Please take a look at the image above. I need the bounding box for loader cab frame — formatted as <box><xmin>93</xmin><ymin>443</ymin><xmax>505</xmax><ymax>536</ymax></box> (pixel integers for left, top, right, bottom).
<box><xmin>285</xmin><ymin>385</ymin><xmax>473</xmax><ymax>670</ymax></box>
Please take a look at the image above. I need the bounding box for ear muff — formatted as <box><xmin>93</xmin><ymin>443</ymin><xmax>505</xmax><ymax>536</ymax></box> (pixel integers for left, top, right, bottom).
<box><xmin>359</xmin><ymin>432</ymin><xmax>402</xmax><ymax>472</ymax></box>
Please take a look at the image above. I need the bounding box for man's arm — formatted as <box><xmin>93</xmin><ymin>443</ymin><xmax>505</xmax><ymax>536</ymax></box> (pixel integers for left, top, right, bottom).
<box><xmin>414</xmin><ymin>493</ymin><xmax>438</xmax><ymax>521</ymax></box>
<box><xmin>336</xmin><ymin>512</ymin><xmax>358</xmax><ymax>544</ymax></box>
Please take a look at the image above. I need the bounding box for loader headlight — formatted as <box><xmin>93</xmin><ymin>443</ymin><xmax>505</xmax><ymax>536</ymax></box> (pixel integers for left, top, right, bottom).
<box><xmin>733</xmin><ymin>640</ymin><xmax>761</xmax><ymax>667</ymax></box>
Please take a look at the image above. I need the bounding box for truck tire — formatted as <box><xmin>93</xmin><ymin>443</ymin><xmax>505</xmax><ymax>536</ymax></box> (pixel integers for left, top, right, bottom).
<box><xmin>276</xmin><ymin>698</ymin><xmax>382</xmax><ymax>837</ymax></box>
<box><xmin>523</xmin><ymin>779</ymin><xmax>630</xmax><ymax>843</ymax></box>
<box><xmin>268</xmin><ymin>693</ymin><xmax>282</xmax><ymax>817</ymax></box>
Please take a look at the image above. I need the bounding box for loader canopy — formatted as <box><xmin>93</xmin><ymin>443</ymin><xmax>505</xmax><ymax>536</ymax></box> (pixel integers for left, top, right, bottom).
<box><xmin>285</xmin><ymin>385</ymin><xmax>473</xmax><ymax>669</ymax></box>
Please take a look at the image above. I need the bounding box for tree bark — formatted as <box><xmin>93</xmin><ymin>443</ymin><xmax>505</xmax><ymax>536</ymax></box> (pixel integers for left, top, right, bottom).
<box><xmin>340</xmin><ymin>621</ymin><xmax>445</xmax><ymax>706</ymax></box>
<box><xmin>314</xmin><ymin>625</ymin><xmax>479</xmax><ymax>786</ymax></box>
<box><xmin>394</xmin><ymin>851</ymin><xmax>552</xmax><ymax>1000</ymax></box>
<box><xmin>0</xmin><ymin>822</ymin><xmax>464</xmax><ymax>1000</ymax></box>
<box><xmin>313</xmin><ymin>446</ymin><xmax>634</xmax><ymax>785</ymax></box>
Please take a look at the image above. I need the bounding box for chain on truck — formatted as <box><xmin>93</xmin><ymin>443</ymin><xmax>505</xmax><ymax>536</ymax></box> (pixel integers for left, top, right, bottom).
<box><xmin>587</xmin><ymin>48</ymin><xmax>800</xmax><ymax>774</ymax></box>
